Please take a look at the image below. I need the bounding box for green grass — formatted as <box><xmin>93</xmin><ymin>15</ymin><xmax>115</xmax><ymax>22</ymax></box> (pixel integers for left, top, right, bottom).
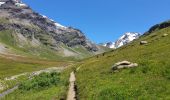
<box><xmin>3</xmin><ymin>86</ymin><xmax>65</xmax><ymax>100</ymax></box>
<box><xmin>0</xmin><ymin>30</ymin><xmax>15</xmax><ymax>47</ymax></box>
<box><xmin>0</xmin><ymin>56</ymin><xmax>70</xmax><ymax>79</ymax></box>
<box><xmin>75</xmin><ymin>27</ymin><xmax>170</xmax><ymax>99</ymax></box>
<box><xmin>0</xmin><ymin>30</ymin><xmax>74</xmax><ymax>99</ymax></box>
<box><xmin>0</xmin><ymin>75</ymin><xmax>28</xmax><ymax>93</ymax></box>
<box><xmin>1</xmin><ymin>76</ymin><xmax>66</xmax><ymax>100</ymax></box>
<box><xmin>73</xmin><ymin>45</ymin><xmax>93</xmax><ymax>57</ymax></box>
<box><xmin>0</xmin><ymin>55</ymin><xmax>71</xmax><ymax>95</ymax></box>
<box><xmin>0</xmin><ymin>58</ymin><xmax>39</xmax><ymax>79</ymax></box>
<box><xmin>2</xmin><ymin>66</ymin><xmax>73</xmax><ymax>100</ymax></box>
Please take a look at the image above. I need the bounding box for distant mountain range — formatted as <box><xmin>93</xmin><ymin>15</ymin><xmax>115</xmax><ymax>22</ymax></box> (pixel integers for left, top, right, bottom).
<box><xmin>102</xmin><ymin>32</ymin><xmax>140</xmax><ymax>49</ymax></box>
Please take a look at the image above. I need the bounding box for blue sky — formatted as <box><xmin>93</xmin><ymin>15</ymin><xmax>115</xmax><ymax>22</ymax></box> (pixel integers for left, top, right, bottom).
<box><xmin>22</xmin><ymin>0</ymin><xmax>170</xmax><ymax>43</ymax></box>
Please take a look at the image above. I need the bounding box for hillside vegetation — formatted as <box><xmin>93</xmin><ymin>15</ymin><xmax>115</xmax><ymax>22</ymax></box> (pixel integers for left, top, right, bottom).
<box><xmin>0</xmin><ymin>25</ymin><xmax>95</xmax><ymax>60</ymax></box>
<box><xmin>2</xmin><ymin>70</ymin><xmax>71</xmax><ymax>100</ymax></box>
<box><xmin>75</xmin><ymin>24</ymin><xmax>170</xmax><ymax>99</ymax></box>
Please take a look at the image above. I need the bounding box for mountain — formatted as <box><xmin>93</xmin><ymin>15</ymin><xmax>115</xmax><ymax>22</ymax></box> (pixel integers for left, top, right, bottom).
<box><xmin>75</xmin><ymin>20</ymin><xmax>170</xmax><ymax>99</ymax></box>
<box><xmin>103</xmin><ymin>32</ymin><xmax>140</xmax><ymax>49</ymax></box>
<box><xmin>144</xmin><ymin>20</ymin><xmax>170</xmax><ymax>35</ymax></box>
<box><xmin>0</xmin><ymin>0</ymin><xmax>106</xmax><ymax>59</ymax></box>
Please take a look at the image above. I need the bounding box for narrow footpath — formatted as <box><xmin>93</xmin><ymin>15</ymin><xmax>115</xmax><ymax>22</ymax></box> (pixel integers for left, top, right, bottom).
<box><xmin>0</xmin><ymin>86</ymin><xmax>18</xmax><ymax>99</ymax></box>
<box><xmin>67</xmin><ymin>71</ymin><xmax>76</xmax><ymax>100</ymax></box>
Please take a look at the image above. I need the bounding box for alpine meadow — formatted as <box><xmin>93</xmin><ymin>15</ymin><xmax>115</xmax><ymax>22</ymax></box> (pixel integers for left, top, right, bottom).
<box><xmin>0</xmin><ymin>0</ymin><xmax>170</xmax><ymax>100</ymax></box>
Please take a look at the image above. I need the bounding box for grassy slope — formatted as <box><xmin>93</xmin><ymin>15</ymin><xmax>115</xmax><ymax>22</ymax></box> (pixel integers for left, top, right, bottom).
<box><xmin>2</xmin><ymin>67</ymin><xmax>73</xmax><ymax>100</ymax></box>
<box><xmin>76</xmin><ymin>27</ymin><xmax>170</xmax><ymax>99</ymax></box>
<box><xmin>0</xmin><ymin>56</ymin><xmax>73</xmax><ymax>100</ymax></box>
<box><xmin>0</xmin><ymin>30</ymin><xmax>80</xmax><ymax>61</ymax></box>
<box><xmin>0</xmin><ymin>56</ymin><xmax>70</xmax><ymax>78</ymax></box>
<box><xmin>0</xmin><ymin>17</ymin><xmax>99</xmax><ymax>60</ymax></box>
<box><xmin>0</xmin><ymin>29</ymin><xmax>73</xmax><ymax>99</ymax></box>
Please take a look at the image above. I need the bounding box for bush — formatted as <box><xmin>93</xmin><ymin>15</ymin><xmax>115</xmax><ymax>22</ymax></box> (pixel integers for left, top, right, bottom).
<box><xmin>19</xmin><ymin>72</ymin><xmax>60</xmax><ymax>91</ymax></box>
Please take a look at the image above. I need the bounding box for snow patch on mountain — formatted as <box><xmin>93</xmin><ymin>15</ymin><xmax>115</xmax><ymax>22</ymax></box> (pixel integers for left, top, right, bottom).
<box><xmin>42</xmin><ymin>15</ymin><xmax>47</xmax><ymax>18</ymax></box>
<box><xmin>0</xmin><ymin>2</ymin><xmax>5</xmax><ymax>6</ymax></box>
<box><xmin>15</xmin><ymin>2</ymin><xmax>27</xmax><ymax>7</ymax></box>
<box><xmin>54</xmin><ymin>22</ymin><xmax>66</xmax><ymax>29</ymax></box>
<box><xmin>41</xmin><ymin>14</ymin><xmax>67</xmax><ymax>29</ymax></box>
<box><xmin>104</xmin><ymin>42</ymin><xmax>115</xmax><ymax>49</ymax></box>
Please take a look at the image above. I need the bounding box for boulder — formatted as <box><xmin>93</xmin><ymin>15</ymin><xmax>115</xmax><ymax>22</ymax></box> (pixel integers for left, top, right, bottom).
<box><xmin>163</xmin><ymin>34</ymin><xmax>168</xmax><ymax>37</ymax></box>
<box><xmin>140</xmin><ymin>41</ymin><xmax>148</xmax><ymax>45</ymax></box>
<box><xmin>112</xmin><ymin>61</ymin><xmax>138</xmax><ymax>71</ymax></box>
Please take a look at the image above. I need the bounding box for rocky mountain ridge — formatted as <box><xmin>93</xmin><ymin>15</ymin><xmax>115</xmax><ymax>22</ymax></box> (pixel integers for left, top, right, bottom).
<box><xmin>0</xmin><ymin>0</ymin><xmax>105</xmax><ymax>58</ymax></box>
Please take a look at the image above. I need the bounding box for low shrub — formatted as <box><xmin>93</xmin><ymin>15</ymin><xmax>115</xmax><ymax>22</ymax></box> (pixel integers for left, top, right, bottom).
<box><xmin>19</xmin><ymin>72</ymin><xmax>60</xmax><ymax>91</ymax></box>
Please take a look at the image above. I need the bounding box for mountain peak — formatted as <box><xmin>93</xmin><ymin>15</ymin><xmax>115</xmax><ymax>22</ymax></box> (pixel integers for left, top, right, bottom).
<box><xmin>103</xmin><ymin>32</ymin><xmax>140</xmax><ymax>49</ymax></box>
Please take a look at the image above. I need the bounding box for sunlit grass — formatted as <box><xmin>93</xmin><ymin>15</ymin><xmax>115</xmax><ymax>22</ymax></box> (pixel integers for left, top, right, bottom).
<box><xmin>76</xmin><ymin>27</ymin><xmax>170</xmax><ymax>99</ymax></box>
